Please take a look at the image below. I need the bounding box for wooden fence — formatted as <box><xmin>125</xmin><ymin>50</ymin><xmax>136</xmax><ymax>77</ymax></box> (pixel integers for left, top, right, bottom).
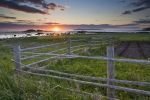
<box><xmin>12</xmin><ymin>36</ymin><xmax>150</xmax><ymax>100</ymax></box>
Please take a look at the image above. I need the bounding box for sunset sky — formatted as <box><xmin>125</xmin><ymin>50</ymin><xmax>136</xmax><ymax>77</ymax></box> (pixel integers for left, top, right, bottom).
<box><xmin>0</xmin><ymin>0</ymin><xmax>149</xmax><ymax>32</ymax></box>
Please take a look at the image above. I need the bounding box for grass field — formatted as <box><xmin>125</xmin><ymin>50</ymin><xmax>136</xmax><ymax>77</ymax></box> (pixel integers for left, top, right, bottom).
<box><xmin>0</xmin><ymin>33</ymin><xmax>150</xmax><ymax>100</ymax></box>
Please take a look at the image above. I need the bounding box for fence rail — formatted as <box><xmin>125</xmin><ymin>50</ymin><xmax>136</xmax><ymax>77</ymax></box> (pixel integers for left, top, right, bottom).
<box><xmin>17</xmin><ymin>69</ymin><xmax>150</xmax><ymax>96</ymax></box>
<box><xmin>21</xmin><ymin>42</ymin><xmax>66</xmax><ymax>51</ymax></box>
<box><xmin>21</xmin><ymin>52</ymin><xmax>150</xmax><ymax>64</ymax></box>
<box><xmin>20</xmin><ymin>65</ymin><xmax>150</xmax><ymax>86</ymax></box>
<box><xmin>12</xmin><ymin>36</ymin><xmax>150</xmax><ymax>100</ymax></box>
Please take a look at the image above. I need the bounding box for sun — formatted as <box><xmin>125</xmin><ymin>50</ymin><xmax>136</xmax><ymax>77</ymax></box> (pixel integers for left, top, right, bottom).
<box><xmin>52</xmin><ymin>27</ymin><xmax>61</xmax><ymax>32</ymax></box>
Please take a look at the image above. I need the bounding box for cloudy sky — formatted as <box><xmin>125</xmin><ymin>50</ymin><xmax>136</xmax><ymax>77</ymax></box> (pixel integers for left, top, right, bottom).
<box><xmin>0</xmin><ymin>0</ymin><xmax>149</xmax><ymax>32</ymax></box>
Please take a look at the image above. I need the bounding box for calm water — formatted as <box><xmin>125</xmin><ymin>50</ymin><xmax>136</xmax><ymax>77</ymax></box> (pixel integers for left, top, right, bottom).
<box><xmin>0</xmin><ymin>30</ymin><xmax>147</xmax><ymax>39</ymax></box>
<box><xmin>0</xmin><ymin>32</ymin><xmax>50</xmax><ymax>39</ymax></box>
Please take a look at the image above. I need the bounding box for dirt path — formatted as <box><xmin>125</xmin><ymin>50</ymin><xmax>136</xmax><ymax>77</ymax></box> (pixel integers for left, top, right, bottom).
<box><xmin>115</xmin><ymin>41</ymin><xmax>150</xmax><ymax>59</ymax></box>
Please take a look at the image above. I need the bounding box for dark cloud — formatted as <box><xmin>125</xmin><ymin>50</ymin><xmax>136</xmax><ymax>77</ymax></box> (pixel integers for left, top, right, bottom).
<box><xmin>0</xmin><ymin>21</ymin><xmax>138</xmax><ymax>29</ymax></box>
<box><xmin>17</xmin><ymin>20</ymin><xmax>29</xmax><ymax>22</ymax></box>
<box><xmin>45</xmin><ymin>22</ymin><xmax>60</xmax><ymax>25</ymax></box>
<box><xmin>15</xmin><ymin>0</ymin><xmax>44</xmax><ymax>5</ymax></box>
<box><xmin>142</xmin><ymin>27</ymin><xmax>150</xmax><ymax>31</ymax></box>
<box><xmin>120</xmin><ymin>0</ymin><xmax>126</xmax><ymax>3</ymax></box>
<box><xmin>132</xmin><ymin>6</ymin><xmax>150</xmax><ymax>12</ymax></box>
<box><xmin>46</xmin><ymin>3</ymin><xmax>57</xmax><ymax>10</ymax></box>
<box><xmin>114</xmin><ymin>23</ymin><xmax>139</xmax><ymax>29</ymax></box>
<box><xmin>122</xmin><ymin>11</ymin><xmax>131</xmax><ymax>15</ymax></box>
<box><xmin>146</xmin><ymin>15</ymin><xmax>150</xmax><ymax>17</ymax></box>
<box><xmin>0</xmin><ymin>22</ymin><xmax>30</xmax><ymax>28</ymax></box>
<box><xmin>116</xmin><ymin>23</ymin><xmax>138</xmax><ymax>27</ymax></box>
<box><xmin>0</xmin><ymin>22</ymin><xmax>37</xmax><ymax>32</ymax></box>
<box><xmin>64</xmin><ymin>24</ymin><xmax>115</xmax><ymax>28</ymax></box>
<box><xmin>45</xmin><ymin>3</ymin><xmax>66</xmax><ymax>11</ymax></box>
<box><xmin>0</xmin><ymin>14</ymin><xmax>16</xmax><ymax>19</ymax></box>
<box><xmin>122</xmin><ymin>0</ymin><xmax>150</xmax><ymax>15</ymax></box>
<box><xmin>15</xmin><ymin>0</ymin><xmax>48</xmax><ymax>9</ymax></box>
<box><xmin>57</xmin><ymin>5</ymin><xmax>66</xmax><ymax>11</ymax></box>
<box><xmin>0</xmin><ymin>0</ymin><xmax>66</xmax><ymax>14</ymax></box>
<box><xmin>0</xmin><ymin>0</ymin><xmax>47</xmax><ymax>14</ymax></box>
<box><xmin>134</xmin><ymin>19</ymin><xmax>150</xmax><ymax>24</ymax></box>
<box><xmin>20</xmin><ymin>0</ymin><xmax>66</xmax><ymax>11</ymax></box>
<box><xmin>131</xmin><ymin>0</ymin><xmax>150</xmax><ymax>7</ymax></box>
<box><xmin>0</xmin><ymin>22</ymin><xmax>140</xmax><ymax>32</ymax></box>
<box><xmin>0</xmin><ymin>20</ymin><xmax>35</xmax><ymax>26</ymax></box>
<box><xmin>16</xmin><ymin>20</ymin><xmax>35</xmax><ymax>24</ymax></box>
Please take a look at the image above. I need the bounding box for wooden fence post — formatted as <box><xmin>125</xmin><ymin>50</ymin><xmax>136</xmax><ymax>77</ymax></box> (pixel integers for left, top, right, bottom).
<box><xmin>87</xmin><ymin>37</ymin><xmax>92</xmax><ymax>55</ymax></box>
<box><xmin>13</xmin><ymin>45</ymin><xmax>21</xmax><ymax>71</ymax></box>
<box><xmin>67</xmin><ymin>33</ymin><xmax>71</xmax><ymax>55</ymax></box>
<box><xmin>107</xmin><ymin>45</ymin><xmax>115</xmax><ymax>99</ymax></box>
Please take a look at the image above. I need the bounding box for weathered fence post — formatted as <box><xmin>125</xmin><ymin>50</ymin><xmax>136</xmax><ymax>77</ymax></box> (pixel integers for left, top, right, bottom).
<box><xmin>87</xmin><ymin>37</ymin><xmax>92</xmax><ymax>55</ymax></box>
<box><xmin>13</xmin><ymin>45</ymin><xmax>21</xmax><ymax>71</ymax></box>
<box><xmin>13</xmin><ymin>45</ymin><xmax>23</xmax><ymax>95</ymax></box>
<box><xmin>67</xmin><ymin>32</ymin><xmax>71</xmax><ymax>55</ymax></box>
<box><xmin>107</xmin><ymin>45</ymin><xmax>115</xmax><ymax>99</ymax></box>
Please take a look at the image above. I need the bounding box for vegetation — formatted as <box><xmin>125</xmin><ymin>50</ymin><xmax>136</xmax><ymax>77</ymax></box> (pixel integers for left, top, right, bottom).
<box><xmin>0</xmin><ymin>33</ymin><xmax>150</xmax><ymax>100</ymax></box>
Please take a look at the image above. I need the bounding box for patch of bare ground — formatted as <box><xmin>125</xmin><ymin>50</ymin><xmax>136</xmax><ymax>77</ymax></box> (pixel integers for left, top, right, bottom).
<box><xmin>115</xmin><ymin>41</ymin><xmax>150</xmax><ymax>59</ymax></box>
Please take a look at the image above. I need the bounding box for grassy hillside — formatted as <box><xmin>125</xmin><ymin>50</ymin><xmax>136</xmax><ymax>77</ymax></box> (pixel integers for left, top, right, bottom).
<box><xmin>0</xmin><ymin>33</ymin><xmax>150</xmax><ymax>100</ymax></box>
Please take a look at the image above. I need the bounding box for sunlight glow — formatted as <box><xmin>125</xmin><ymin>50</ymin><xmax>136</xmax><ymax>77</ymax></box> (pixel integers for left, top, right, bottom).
<box><xmin>52</xmin><ymin>27</ymin><xmax>61</xmax><ymax>32</ymax></box>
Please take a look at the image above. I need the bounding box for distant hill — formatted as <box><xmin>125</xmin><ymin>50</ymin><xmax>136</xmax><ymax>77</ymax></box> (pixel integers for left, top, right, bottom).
<box><xmin>142</xmin><ymin>27</ymin><xmax>150</xmax><ymax>31</ymax></box>
<box><xmin>74</xmin><ymin>28</ymin><xmax>101</xmax><ymax>30</ymax></box>
<box><xmin>24</xmin><ymin>29</ymin><xmax>44</xmax><ymax>33</ymax></box>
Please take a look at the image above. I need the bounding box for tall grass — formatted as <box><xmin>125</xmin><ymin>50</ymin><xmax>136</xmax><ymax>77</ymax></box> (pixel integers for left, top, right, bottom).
<box><xmin>0</xmin><ymin>34</ymin><xmax>150</xmax><ymax>100</ymax></box>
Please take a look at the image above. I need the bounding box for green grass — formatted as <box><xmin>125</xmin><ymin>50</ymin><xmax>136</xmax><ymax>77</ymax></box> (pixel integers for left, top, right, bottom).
<box><xmin>0</xmin><ymin>33</ymin><xmax>150</xmax><ymax>100</ymax></box>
